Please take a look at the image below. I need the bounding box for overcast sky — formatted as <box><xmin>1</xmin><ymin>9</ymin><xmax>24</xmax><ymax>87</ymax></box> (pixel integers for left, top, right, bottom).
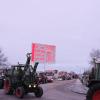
<box><xmin>0</xmin><ymin>0</ymin><xmax>100</xmax><ymax>73</ymax></box>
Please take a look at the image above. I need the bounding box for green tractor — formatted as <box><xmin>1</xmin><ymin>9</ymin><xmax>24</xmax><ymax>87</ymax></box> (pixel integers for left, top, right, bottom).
<box><xmin>86</xmin><ymin>59</ymin><xmax>100</xmax><ymax>100</ymax></box>
<box><xmin>3</xmin><ymin>53</ymin><xmax>43</xmax><ymax>98</ymax></box>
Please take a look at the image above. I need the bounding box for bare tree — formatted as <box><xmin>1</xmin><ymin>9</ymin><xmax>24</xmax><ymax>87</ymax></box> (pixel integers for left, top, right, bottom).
<box><xmin>0</xmin><ymin>48</ymin><xmax>8</xmax><ymax>68</ymax></box>
<box><xmin>90</xmin><ymin>49</ymin><xmax>100</xmax><ymax>65</ymax></box>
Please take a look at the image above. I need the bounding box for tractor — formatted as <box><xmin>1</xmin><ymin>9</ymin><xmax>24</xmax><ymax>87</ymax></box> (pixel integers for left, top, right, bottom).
<box><xmin>86</xmin><ymin>58</ymin><xmax>100</xmax><ymax>100</ymax></box>
<box><xmin>3</xmin><ymin>53</ymin><xmax>43</xmax><ymax>98</ymax></box>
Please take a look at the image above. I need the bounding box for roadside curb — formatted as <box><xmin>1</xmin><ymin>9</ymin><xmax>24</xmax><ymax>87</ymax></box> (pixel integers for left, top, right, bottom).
<box><xmin>71</xmin><ymin>88</ymin><xmax>87</xmax><ymax>95</ymax></box>
<box><xmin>70</xmin><ymin>79</ymin><xmax>88</xmax><ymax>95</ymax></box>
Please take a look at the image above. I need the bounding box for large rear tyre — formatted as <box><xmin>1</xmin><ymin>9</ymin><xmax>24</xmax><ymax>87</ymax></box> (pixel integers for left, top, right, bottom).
<box><xmin>15</xmin><ymin>87</ymin><xmax>24</xmax><ymax>98</ymax></box>
<box><xmin>86</xmin><ymin>84</ymin><xmax>100</xmax><ymax>100</ymax></box>
<box><xmin>4</xmin><ymin>78</ymin><xmax>13</xmax><ymax>94</ymax></box>
<box><xmin>35</xmin><ymin>86</ymin><xmax>43</xmax><ymax>98</ymax></box>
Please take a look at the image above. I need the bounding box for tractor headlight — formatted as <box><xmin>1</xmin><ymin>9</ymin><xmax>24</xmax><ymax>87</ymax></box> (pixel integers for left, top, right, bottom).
<box><xmin>29</xmin><ymin>85</ymin><xmax>31</xmax><ymax>88</ymax></box>
<box><xmin>33</xmin><ymin>85</ymin><xmax>36</xmax><ymax>88</ymax></box>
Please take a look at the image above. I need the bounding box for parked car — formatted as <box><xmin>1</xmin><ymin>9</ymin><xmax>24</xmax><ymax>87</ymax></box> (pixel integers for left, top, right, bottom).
<box><xmin>38</xmin><ymin>72</ymin><xmax>48</xmax><ymax>84</ymax></box>
<box><xmin>66</xmin><ymin>73</ymin><xmax>72</xmax><ymax>80</ymax></box>
<box><xmin>45</xmin><ymin>72</ymin><xmax>54</xmax><ymax>83</ymax></box>
<box><xmin>58</xmin><ymin>71</ymin><xmax>66</xmax><ymax>80</ymax></box>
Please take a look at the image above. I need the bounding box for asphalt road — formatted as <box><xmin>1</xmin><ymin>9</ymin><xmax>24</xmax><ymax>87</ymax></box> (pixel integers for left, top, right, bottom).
<box><xmin>0</xmin><ymin>80</ymin><xmax>86</xmax><ymax>100</ymax></box>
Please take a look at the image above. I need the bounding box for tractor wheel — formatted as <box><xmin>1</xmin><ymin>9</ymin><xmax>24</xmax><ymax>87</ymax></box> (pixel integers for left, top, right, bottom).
<box><xmin>15</xmin><ymin>87</ymin><xmax>24</xmax><ymax>98</ymax></box>
<box><xmin>35</xmin><ymin>86</ymin><xmax>43</xmax><ymax>98</ymax></box>
<box><xmin>4</xmin><ymin>78</ymin><xmax>13</xmax><ymax>94</ymax></box>
<box><xmin>86</xmin><ymin>84</ymin><xmax>100</xmax><ymax>100</ymax></box>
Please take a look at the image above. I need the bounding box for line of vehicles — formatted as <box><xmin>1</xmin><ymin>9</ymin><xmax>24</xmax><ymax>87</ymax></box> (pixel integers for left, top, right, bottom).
<box><xmin>37</xmin><ymin>70</ymin><xmax>78</xmax><ymax>84</ymax></box>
